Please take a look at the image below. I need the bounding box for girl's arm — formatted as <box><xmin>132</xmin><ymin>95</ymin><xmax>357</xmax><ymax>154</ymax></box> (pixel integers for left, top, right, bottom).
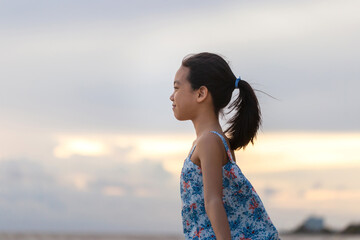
<box><xmin>197</xmin><ymin>133</ymin><xmax>232</xmax><ymax>240</ymax></box>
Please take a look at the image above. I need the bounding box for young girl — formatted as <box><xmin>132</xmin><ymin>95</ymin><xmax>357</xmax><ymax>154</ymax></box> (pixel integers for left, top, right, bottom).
<box><xmin>170</xmin><ymin>52</ymin><xmax>280</xmax><ymax>240</ymax></box>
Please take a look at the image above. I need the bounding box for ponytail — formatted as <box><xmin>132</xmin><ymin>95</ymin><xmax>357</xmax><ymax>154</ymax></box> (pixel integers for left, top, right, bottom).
<box><xmin>181</xmin><ymin>52</ymin><xmax>262</xmax><ymax>151</ymax></box>
<box><xmin>225</xmin><ymin>79</ymin><xmax>262</xmax><ymax>150</ymax></box>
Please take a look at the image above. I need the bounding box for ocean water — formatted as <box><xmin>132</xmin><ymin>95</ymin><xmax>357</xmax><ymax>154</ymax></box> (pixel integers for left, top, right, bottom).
<box><xmin>0</xmin><ymin>233</ymin><xmax>360</xmax><ymax>240</ymax></box>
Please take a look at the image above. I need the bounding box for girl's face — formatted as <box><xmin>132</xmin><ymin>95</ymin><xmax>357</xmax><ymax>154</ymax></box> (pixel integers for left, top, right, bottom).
<box><xmin>170</xmin><ymin>66</ymin><xmax>198</xmax><ymax>121</ymax></box>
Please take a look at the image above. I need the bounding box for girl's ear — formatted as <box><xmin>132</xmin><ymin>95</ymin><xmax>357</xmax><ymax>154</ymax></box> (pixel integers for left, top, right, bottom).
<box><xmin>196</xmin><ymin>86</ymin><xmax>209</xmax><ymax>103</ymax></box>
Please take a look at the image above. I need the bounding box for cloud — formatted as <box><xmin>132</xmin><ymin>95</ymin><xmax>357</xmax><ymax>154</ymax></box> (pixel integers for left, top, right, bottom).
<box><xmin>304</xmin><ymin>189</ymin><xmax>360</xmax><ymax>201</ymax></box>
<box><xmin>0</xmin><ymin>159</ymin><xmax>65</xmax><ymax>212</ymax></box>
<box><xmin>1</xmin><ymin>0</ymin><xmax>360</xmax><ymax>233</ymax></box>
<box><xmin>102</xmin><ymin>186</ymin><xmax>126</xmax><ymax>197</ymax></box>
<box><xmin>262</xmin><ymin>186</ymin><xmax>279</xmax><ymax>198</ymax></box>
<box><xmin>0</xmin><ymin>157</ymin><xmax>181</xmax><ymax>233</ymax></box>
<box><xmin>52</xmin><ymin>132</ymin><xmax>194</xmax><ymax>178</ymax></box>
<box><xmin>54</xmin><ymin>137</ymin><xmax>110</xmax><ymax>158</ymax></box>
<box><xmin>237</xmin><ymin>132</ymin><xmax>360</xmax><ymax>174</ymax></box>
<box><xmin>1</xmin><ymin>0</ymin><xmax>359</xmax><ymax>133</ymax></box>
<box><xmin>1</xmin><ymin>131</ymin><xmax>360</xmax><ymax>232</ymax></box>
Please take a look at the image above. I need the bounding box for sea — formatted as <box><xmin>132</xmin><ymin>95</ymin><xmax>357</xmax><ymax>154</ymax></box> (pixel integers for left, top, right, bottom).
<box><xmin>0</xmin><ymin>233</ymin><xmax>359</xmax><ymax>240</ymax></box>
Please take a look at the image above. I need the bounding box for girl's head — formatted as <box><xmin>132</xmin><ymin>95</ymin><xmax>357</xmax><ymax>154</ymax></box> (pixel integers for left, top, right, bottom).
<box><xmin>171</xmin><ymin>52</ymin><xmax>262</xmax><ymax>150</ymax></box>
<box><xmin>182</xmin><ymin>52</ymin><xmax>236</xmax><ymax>115</ymax></box>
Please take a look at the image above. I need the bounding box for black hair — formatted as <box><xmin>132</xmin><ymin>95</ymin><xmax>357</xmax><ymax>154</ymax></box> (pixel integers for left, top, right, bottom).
<box><xmin>182</xmin><ymin>52</ymin><xmax>261</xmax><ymax>150</ymax></box>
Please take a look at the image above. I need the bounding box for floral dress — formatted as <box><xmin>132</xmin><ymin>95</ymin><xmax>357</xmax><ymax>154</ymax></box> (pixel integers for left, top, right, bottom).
<box><xmin>180</xmin><ymin>131</ymin><xmax>280</xmax><ymax>240</ymax></box>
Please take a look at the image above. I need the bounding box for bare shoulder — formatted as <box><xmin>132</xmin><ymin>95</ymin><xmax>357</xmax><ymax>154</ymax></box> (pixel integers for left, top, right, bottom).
<box><xmin>196</xmin><ymin>132</ymin><xmax>225</xmax><ymax>163</ymax></box>
<box><xmin>197</xmin><ymin>131</ymin><xmax>222</xmax><ymax>147</ymax></box>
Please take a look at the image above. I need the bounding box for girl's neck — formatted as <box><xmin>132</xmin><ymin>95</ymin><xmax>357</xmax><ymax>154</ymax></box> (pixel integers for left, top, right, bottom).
<box><xmin>192</xmin><ymin>110</ymin><xmax>222</xmax><ymax>138</ymax></box>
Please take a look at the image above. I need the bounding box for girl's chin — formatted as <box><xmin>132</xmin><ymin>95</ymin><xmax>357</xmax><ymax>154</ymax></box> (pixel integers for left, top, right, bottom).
<box><xmin>174</xmin><ymin>115</ymin><xmax>189</xmax><ymax>121</ymax></box>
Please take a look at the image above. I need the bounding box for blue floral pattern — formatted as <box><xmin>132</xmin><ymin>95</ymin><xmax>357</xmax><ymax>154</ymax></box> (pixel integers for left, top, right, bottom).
<box><xmin>180</xmin><ymin>131</ymin><xmax>280</xmax><ymax>240</ymax></box>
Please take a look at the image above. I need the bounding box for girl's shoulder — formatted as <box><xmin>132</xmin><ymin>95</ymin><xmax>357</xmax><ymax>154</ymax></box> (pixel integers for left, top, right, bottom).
<box><xmin>196</xmin><ymin>131</ymin><xmax>229</xmax><ymax>160</ymax></box>
<box><xmin>197</xmin><ymin>131</ymin><xmax>224</xmax><ymax>147</ymax></box>
<box><xmin>196</xmin><ymin>131</ymin><xmax>236</xmax><ymax>164</ymax></box>
<box><xmin>198</xmin><ymin>131</ymin><xmax>231</xmax><ymax>148</ymax></box>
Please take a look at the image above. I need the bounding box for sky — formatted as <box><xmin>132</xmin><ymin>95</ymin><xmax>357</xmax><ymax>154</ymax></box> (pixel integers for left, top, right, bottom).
<box><xmin>0</xmin><ymin>0</ymin><xmax>360</xmax><ymax>235</ymax></box>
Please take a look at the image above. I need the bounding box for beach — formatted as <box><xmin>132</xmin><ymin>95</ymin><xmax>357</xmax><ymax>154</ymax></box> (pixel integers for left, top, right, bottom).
<box><xmin>1</xmin><ymin>233</ymin><xmax>360</xmax><ymax>240</ymax></box>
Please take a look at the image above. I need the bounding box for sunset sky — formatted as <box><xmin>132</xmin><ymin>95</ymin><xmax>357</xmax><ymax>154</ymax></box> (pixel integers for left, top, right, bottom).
<box><xmin>0</xmin><ymin>0</ymin><xmax>359</xmax><ymax>234</ymax></box>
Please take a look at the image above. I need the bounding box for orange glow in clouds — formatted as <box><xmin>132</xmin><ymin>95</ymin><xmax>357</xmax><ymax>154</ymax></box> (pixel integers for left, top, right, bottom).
<box><xmin>53</xmin><ymin>131</ymin><xmax>360</xmax><ymax>174</ymax></box>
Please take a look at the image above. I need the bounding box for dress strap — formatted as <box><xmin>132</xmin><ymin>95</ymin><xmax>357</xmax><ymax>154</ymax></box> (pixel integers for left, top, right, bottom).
<box><xmin>188</xmin><ymin>144</ymin><xmax>196</xmax><ymax>159</ymax></box>
<box><xmin>210</xmin><ymin>131</ymin><xmax>235</xmax><ymax>163</ymax></box>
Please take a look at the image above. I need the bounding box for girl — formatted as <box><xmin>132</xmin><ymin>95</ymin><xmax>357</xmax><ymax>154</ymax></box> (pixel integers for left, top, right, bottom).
<box><xmin>170</xmin><ymin>52</ymin><xmax>280</xmax><ymax>240</ymax></box>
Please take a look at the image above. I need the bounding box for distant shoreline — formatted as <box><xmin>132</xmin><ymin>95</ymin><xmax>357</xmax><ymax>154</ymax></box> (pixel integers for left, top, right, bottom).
<box><xmin>283</xmin><ymin>221</ymin><xmax>360</xmax><ymax>235</ymax></box>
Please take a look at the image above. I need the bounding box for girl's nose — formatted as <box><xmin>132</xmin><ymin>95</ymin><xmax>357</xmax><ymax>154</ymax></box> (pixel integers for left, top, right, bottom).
<box><xmin>170</xmin><ymin>93</ymin><xmax>174</xmax><ymax>101</ymax></box>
